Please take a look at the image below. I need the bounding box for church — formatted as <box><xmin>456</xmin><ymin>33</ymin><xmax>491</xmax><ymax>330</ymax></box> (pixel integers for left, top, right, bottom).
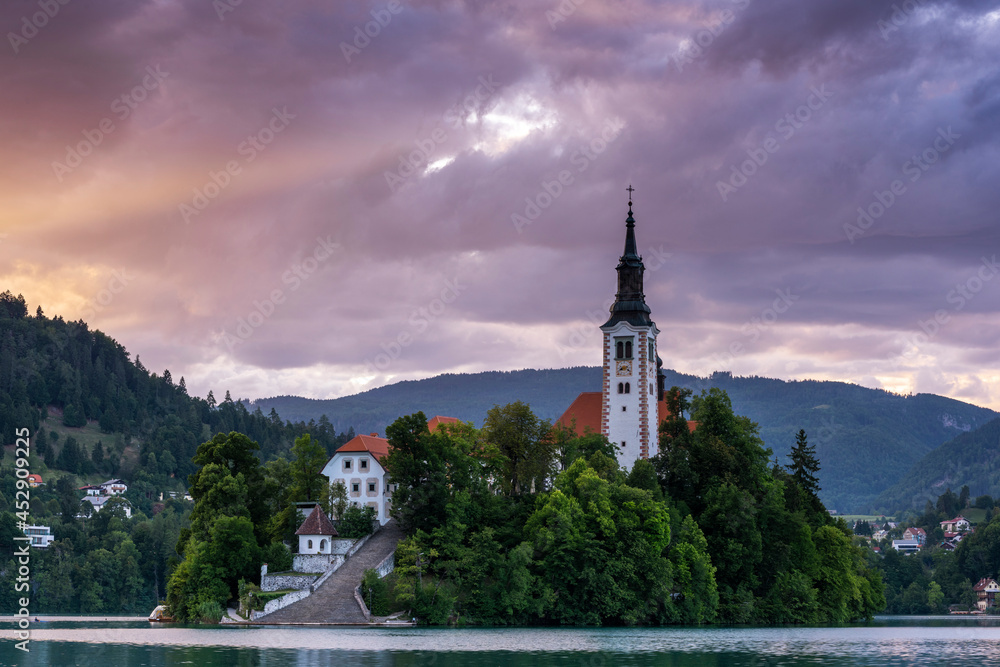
<box><xmin>556</xmin><ymin>193</ymin><xmax>671</xmax><ymax>470</ymax></box>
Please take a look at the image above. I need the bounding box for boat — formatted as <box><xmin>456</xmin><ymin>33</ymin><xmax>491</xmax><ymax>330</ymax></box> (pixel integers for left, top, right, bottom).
<box><xmin>148</xmin><ymin>605</ymin><xmax>175</xmax><ymax>622</ymax></box>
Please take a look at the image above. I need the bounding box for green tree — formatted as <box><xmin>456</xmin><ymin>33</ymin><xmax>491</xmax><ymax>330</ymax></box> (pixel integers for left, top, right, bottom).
<box><xmin>290</xmin><ymin>433</ymin><xmax>328</xmax><ymax>502</ymax></box>
<box><xmin>787</xmin><ymin>429</ymin><xmax>821</xmax><ymax>498</ymax></box>
<box><xmin>481</xmin><ymin>401</ymin><xmax>553</xmax><ymax>495</ymax></box>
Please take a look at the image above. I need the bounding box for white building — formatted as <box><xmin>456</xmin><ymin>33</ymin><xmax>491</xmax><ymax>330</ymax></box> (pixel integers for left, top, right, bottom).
<box><xmin>320</xmin><ymin>416</ymin><xmax>459</xmax><ymax>525</ymax></box>
<box><xmin>82</xmin><ymin>494</ymin><xmax>132</xmax><ymax>518</ymax></box>
<box><xmin>892</xmin><ymin>539</ymin><xmax>920</xmax><ymax>554</ymax></box>
<box><xmin>321</xmin><ymin>433</ymin><xmax>393</xmax><ymax>525</ymax></box>
<box><xmin>296</xmin><ymin>504</ymin><xmax>339</xmax><ymax>554</ymax></box>
<box><xmin>99</xmin><ymin>479</ymin><xmax>128</xmax><ymax>496</ymax></box>
<box><xmin>22</xmin><ymin>525</ymin><xmax>54</xmax><ymax>548</ymax></box>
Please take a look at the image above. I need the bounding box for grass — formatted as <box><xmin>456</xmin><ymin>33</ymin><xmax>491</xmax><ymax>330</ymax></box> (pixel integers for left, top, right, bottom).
<box><xmin>961</xmin><ymin>508</ymin><xmax>988</xmax><ymax>524</ymax></box>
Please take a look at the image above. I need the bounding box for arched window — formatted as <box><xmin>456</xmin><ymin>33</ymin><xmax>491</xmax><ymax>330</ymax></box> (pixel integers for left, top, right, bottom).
<box><xmin>320</xmin><ymin>539</ymin><xmax>327</xmax><ymax>552</ymax></box>
<box><xmin>625</xmin><ymin>340</ymin><xmax>632</xmax><ymax>359</ymax></box>
<box><xmin>616</xmin><ymin>341</ymin><xmax>624</xmax><ymax>359</ymax></box>
<box><xmin>308</xmin><ymin>539</ymin><xmax>313</xmax><ymax>550</ymax></box>
<box><xmin>617</xmin><ymin>382</ymin><xmax>624</xmax><ymax>394</ymax></box>
<box><xmin>625</xmin><ymin>382</ymin><xmax>631</xmax><ymax>394</ymax></box>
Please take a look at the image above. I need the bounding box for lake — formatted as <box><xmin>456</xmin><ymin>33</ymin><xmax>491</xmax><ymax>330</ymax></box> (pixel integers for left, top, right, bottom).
<box><xmin>1</xmin><ymin>616</ymin><xmax>997</xmax><ymax>666</ymax></box>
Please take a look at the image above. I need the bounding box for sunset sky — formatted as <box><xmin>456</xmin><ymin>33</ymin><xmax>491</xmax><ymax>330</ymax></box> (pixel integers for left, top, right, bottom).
<box><xmin>3</xmin><ymin>0</ymin><xmax>999</xmax><ymax>409</ymax></box>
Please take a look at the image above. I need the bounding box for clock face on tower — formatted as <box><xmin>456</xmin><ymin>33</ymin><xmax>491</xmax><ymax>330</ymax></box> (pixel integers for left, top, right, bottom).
<box><xmin>616</xmin><ymin>360</ymin><xmax>632</xmax><ymax>376</ymax></box>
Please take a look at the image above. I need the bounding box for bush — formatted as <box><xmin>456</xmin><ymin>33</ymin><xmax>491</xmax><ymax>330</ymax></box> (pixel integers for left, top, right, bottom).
<box><xmin>339</xmin><ymin>504</ymin><xmax>377</xmax><ymax>539</ymax></box>
<box><xmin>361</xmin><ymin>569</ymin><xmax>391</xmax><ymax>616</ymax></box>
<box><xmin>195</xmin><ymin>599</ymin><xmax>224</xmax><ymax>624</ymax></box>
<box><xmin>262</xmin><ymin>541</ymin><xmax>293</xmax><ymax>572</ymax></box>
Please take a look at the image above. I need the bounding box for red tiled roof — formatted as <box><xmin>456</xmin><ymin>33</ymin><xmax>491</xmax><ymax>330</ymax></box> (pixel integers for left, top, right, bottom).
<box><xmin>555</xmin><ymin>391</ymin><xmax>698</xmax><ymax>438</ymax></box>
<box><xmin>555</xmin><ymin>392</ymin><xmax>603</xmax><ymax>435</ymax></box>
<box><xmin>295</xmin><ymin>504</ymin><xmax>339</xmax><ymax>536</ymax></box>
<box><xmin>974</xmin><ymin>578</ymin><xmax>997</xmax><ymax>592</ymax></box>
<box><xmin>335</xmin><ymin>433</ymin><xmax>390</xmax><ymax>460</ymax></box>
<box><xmin>27</xmin><ymin>474</ymin><xmax>42</xmax><ymax>483</ymax></box>
<box><xmin>428</xmin><ymin>416</ymin><xmax>461</xmax><ymax>432</ymax></box>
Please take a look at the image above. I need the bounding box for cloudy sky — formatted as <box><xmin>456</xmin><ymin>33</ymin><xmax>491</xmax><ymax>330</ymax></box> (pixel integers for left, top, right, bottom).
<box><xmin>3</xmin><ymin>0</ymin><xmax>999</xmax><ymax>409</ymax></box>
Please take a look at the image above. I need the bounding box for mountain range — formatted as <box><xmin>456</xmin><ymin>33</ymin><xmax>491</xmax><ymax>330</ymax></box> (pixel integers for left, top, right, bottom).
<box><xmin>248</xmin><ymin>367</ymin><xmax>999</xmax><ymax>513</ymax></box>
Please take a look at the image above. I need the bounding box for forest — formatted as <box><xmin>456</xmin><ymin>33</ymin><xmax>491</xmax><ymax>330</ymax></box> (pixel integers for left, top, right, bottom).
<box><xmin>0</xmin><ymin>291</ymin><xmax>357</xmax><ymax>613</ymax></box>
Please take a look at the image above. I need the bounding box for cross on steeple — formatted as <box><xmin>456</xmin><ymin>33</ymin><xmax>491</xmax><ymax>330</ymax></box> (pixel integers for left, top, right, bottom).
<box><xmin>626</xmin><ymin>184</ymin><xmax>635</xmax><ymax>201</ymax></box>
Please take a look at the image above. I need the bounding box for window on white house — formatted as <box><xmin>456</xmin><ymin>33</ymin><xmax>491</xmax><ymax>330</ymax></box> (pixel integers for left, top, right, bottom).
<box><xmin>352</xmin><ymin>483</ymin><xmax>359</xmax><ymax>493</ymax></box>
<box><xmin>368</xmin><ymin>483</ymin><xmax>376</xmax><ymax>492</ymax></box>
<box><xmin>622</xmin><ymin>406</ymin><xmax>627</xmax><ymax>412</ymax></box>
<box><xmin>308</xmin><ymin>539</ymin><xmax>313</xmax><ymax>549</ymax></box>
<box><xmin>344</xmin><ymin>459</ymin><xmax>352</xmax><ymax>470</ymax></box>
<box><xmin>360</xmin><ymin>459</ymin><xmax>368</xmax><ymax>470</ymax></box>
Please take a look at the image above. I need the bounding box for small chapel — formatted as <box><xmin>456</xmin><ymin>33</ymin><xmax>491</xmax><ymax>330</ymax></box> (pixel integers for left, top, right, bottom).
<box><xmin>557</xmin><ymin>193</ymin><xmax>675</xmax><ymax>470</ymax></box>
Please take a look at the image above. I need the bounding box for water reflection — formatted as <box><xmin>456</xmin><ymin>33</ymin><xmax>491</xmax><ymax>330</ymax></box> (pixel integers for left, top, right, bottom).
<box><xmin>0</xmin><ymin>617</ymin><xmax>998</xmax><ymax>666</ymax></box>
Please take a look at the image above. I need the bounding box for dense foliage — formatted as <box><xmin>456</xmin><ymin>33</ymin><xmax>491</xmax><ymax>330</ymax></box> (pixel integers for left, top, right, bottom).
<box><xmin>653</xmin><ymin>388</ymin><xmax>884</xmax><ymax>624</ymax></box>
<box><xmin>383</xmin><ymin>392</ymin><xmax>884</xmax><ymax>625</ymax></box>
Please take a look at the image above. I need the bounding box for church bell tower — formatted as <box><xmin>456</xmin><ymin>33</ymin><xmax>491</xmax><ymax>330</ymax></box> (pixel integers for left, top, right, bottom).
<box><xmin>601</xmin><ymin>190</ymin><xmax>662</xmax><ymax>469</ymax></box>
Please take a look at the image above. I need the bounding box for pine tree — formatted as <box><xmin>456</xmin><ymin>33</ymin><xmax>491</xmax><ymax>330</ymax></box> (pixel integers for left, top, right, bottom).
<box><xmin>92</xmin><ymin>440</ymin><xmax>105</xmax><ymax>469</ymax></box>
<box><xmin>787</xmin><ymin>429</ymin><xmax>821</xmax><ymax>497</ymax></box>
<box><xmin>178</xmin><ymin>376</ymin><xmax>187</xmax><ymax>394</ymax></box>
<box><xmin>206</xmin><ymin>390</ymin><xmax>216</xmax><ymax>409</ymax></box>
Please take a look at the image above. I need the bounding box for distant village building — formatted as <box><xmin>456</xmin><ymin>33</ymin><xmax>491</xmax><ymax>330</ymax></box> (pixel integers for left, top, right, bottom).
<box><xmin>22</xmin><ymin>524</ymin><xmax>54</xmax><ymax>548</ymax></box>
<box><xmin>974</xmin><ymin>578</ymin><xmax>999</xmax><ymax>611</ymax></box>
<box><xmin>941</xmin><ymin>516</ymin><xmax>971</xmax><ymax>532</ymax></box>
<box><xmin>26</xmin><ymin>474</ymin><xmax>43</xmax><ymax>488</ymax></box>
<box><xmin>556</xmin><ymin>196</ymin><xmax>673</xmax><ymax>470</ymax></box>
<box><xmin>892</xmin><ymin>539</ymin><xmax>921</xmax><ymax>554</ymax></box>
<box><xmin>81</xmin><ymin>495</ymin><xmax>132</xmax><ymax>518</ymax></box>
<box><xmin>320</xmin><ymin>416</ymin><xmax>459</xmax><ymax>525</ymax></box>
<box><xmin>296</xmin><ymin>504</ymin><xmax>339</xmax><ymax>555</ymax></box>
<box><xmin>99</xmin><ymin>479</ymin><xmax>128</xmax><ymax>496</ymax></box>
<box><xmin>902</xmin><ymin>527</ymin><xmax>926</xmax><ymax>545</ymax></box>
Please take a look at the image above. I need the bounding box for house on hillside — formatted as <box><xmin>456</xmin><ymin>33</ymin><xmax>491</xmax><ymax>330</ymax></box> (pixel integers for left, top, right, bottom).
<box><xmin>941</xmin><ymin>516</ymin><xmax>971</xmax><ymax>532</ymax></box>
<box><xmin>974</xmin><ymin>578</ymin><xmax>999</xmax><ymax>610</ymax></box>
<box><xmin>26</xmin><ymin>474</ymin><xmax>43</xmax><ymax>488</ymax></box>
<box><xmin>903</xmin><ymin>527</ymin><xmax>926</xmax><ymax>545</ymax></box>
<box><xmin>892</xmin><ymin>539</ymin><xmax>920</xmax><ymax>554</ymax></box>
<box><xmin>320</xmin><ymin>415</ymin><xmax>459</xmax><ymax>525</ymax></box>
<box><xmin>81</xmin><ymin>494</ymin><xmax>132</xmax><ymax>518</ymax></box>
<box><xmin>99</xmin><ymin>479</ymin><xmax>128</xmax><ymax>496</ymax></box>
<box><xmin>22</xmin><ymin>524</ymin><xmax>54</xmax><ymax>548</ymax></box>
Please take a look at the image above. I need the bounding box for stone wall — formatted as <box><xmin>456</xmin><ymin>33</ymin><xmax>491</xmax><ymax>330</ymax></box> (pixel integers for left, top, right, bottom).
<box><xmin>293</xmin><ymin>553</ymin><xmax>344</xmax><ymax>573</ymax></box>
<box><xmin>261</xmin><ymin>572</ymin><xmax>319</xmax><ymax>592</ymax></box>
<box><xmin>253</xmin><ymin>589</ymin><xmax>310</xmax><ymax>619</ymax></box>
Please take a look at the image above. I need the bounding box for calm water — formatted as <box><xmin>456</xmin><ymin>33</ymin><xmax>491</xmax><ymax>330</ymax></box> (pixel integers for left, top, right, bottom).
<box><xmin>1</xmin><ymin>616</ymin><xmax>998</xmax><ymax>666</ymax></box>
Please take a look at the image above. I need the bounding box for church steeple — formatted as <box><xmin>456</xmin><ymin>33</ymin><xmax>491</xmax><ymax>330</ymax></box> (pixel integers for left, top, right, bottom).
<box><xmin>604</xmin><ymin>193</ymin><xmax>653</xmax><ymax>328</ymax></box>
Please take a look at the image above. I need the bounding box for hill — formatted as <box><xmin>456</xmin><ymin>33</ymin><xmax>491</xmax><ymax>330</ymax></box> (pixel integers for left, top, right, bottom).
<box><xmin>249</xmin><ymin>368</ymin><xmax>998</xmax><ymax>513</ymax></box>
<box><xmin>874</xmin><ymin>417</ymin><xmax>1000</xmax><ymax>511</ymax></box>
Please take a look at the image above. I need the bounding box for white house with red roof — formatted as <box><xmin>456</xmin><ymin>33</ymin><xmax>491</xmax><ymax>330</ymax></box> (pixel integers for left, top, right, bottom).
<box><xmin>974</xmin><ymin>578</ymin><xmax>999</xmax><ymax>610</ymax></box>
<box><xmin>941</xmin><ymin>516</ymin><xmax>971</xmax><ymax>532</ymax></box>
<box><xmin>320</xmin><ymin>416</ymin><xmax>459</xmax><ymax>525</ymax></box>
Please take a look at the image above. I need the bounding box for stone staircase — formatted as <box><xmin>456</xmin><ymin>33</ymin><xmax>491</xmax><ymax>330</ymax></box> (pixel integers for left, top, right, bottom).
<box><xmin>258</xmin><ymin>521</ymin><xmax>403</xmax><ymax>624</ymax></box>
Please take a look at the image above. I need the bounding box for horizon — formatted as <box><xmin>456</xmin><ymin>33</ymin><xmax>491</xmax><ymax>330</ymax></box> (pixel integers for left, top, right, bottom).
<box><xmin>3</xmin><ymin>1</ymin><xmax>999</xmax><ymax>410</ymax></box>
